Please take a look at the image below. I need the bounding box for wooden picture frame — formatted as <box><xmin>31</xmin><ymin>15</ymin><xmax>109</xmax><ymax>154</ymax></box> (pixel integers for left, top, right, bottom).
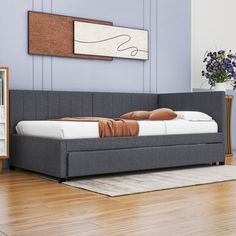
<box><xmin>28</xmin><ymin>11</ymin><xmax>113</xmax><ymax>60</ymax></box>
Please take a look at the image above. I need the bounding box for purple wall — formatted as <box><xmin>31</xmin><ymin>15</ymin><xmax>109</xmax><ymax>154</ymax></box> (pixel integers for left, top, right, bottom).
<box><xmin>157</xmin><ymin>0</ymin><xmax>191</xmax><ymax>93</ymax></box>
<box><xmin>0</xmin><ymin>0</ymin><xmax>191</xmax><ymax>94</ymax></box>
<box><xmin>0</xmin><ymin>0</ymin><xmax>191</xmax><ymax>169</ymax></box>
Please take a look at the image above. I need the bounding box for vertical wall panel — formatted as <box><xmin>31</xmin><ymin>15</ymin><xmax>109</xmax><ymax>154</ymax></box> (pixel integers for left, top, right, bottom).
<box><xmin>51</xmin><ymin>0</ymin><xmax>145</xmax><ymax>93</ymax></box>
<box><xmin>0</xmin><ymin>0</ymin><xmax>33</xmax><ymax>90</ymax></box>
<box><xmin>1</xmin><ymin>0</ymin><xmax>193</xmax><ymax>169</ymax></box>
<box><xmin>143</xmin><ymin>0</ymin><xmax>151</xmax><ymax>93</ymax></box>
<box><xmin>32</xmin><ymin>0</ymin><xmax>43</xmax><ymax>90</ymax></box>
<box><xmin>0</xmin><ymin>0</ymin><xmax>191</xmax><ymax>94</ymax></box>
<box><xmin>42</xmin><ymin>0</ymin><xmax>53</xmax><ymax>90</ymax></box>
<box><xmin>150</xmin><ymin>0</ymin><xmax>158</xmax><ymax>93</ymax></box>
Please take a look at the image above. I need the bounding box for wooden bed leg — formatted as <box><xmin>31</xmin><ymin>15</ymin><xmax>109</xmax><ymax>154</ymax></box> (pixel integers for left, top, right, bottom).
<box><xmin>58</xmin><ymin>178</ymin><xmax>67</xmax><ymax>183</ymax></box>
<box><xmin>212</xmin><ymin>162</ymin><xmax>217</xmax><ymax>166</ymax></box>
<box><xmin>219</xmin><ymin>161</ymin><xmax>225</xmax><ymax>165</ymax></box>
<box><xmin>9</xmin><ymin>165</ymin><xmax>16</xmax><ymax>170</ymax></box>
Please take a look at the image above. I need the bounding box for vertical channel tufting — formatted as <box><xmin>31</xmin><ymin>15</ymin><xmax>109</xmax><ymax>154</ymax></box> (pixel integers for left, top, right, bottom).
<box><xmin>10</xmin><ymin>91</ymin><xmax>24</xmax><ymax>133</ymax></box>
<box><xmin>35</xmin><ymin>91</ymin><xmax>48</xmax><ymax>120</ymax></box>
<box><xmin>10</xmin><ymin>90</ymin><xmax>158</xmax><ymax>134</ymax></box>
<box><xmin>112</xmin><ymin>93</ymin><xmax>124</xmax><ymax>117</ymax></box>
<box><xmin>59</xmin><ymin>92</ymin><xmax>72</xmax><ymax>118</ymax></box>
<box><xmin>48</xmin><ymin>92</ymin><xmax>60</xmax><ymax>119</ymax></box>
<box><xmin>81</xmin><ymin>93</ymin><xmax>93</xmax><ymax>116</ymax></box>
<box><xmin>92</xmin><ymin>92</ymin><xmax>158</xmax><ymax>118</ymax></box>
<box><xmin>71</xmin><ymin>92</ymin><xmax>82</xmax><ymax>116</ymax></box>
<box><xmin>132</xmin><ymin>94</ymin><xmax>142</xmax><ymax>111</ymax></box>
<box><xmin>71</xmin><ymin>92</ymin><xmax>93</xmax><ymax>117</ymax></box>
<box><xmin>93</xmin><ymin>93</ymin><xmax>113</xmax><ymax>118</ymax></box>
<box><xmin>142</xmin><ymin>94</ymin><xmax>150</xmax><ymax>110</ymax></box>
<box><xmin>23</xmin><ymin>91</ymin><xmax>36</xmax><ymax>120</ymax></box>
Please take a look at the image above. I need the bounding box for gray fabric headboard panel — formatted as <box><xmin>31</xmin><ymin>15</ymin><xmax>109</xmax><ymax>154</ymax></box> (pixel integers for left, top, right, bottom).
<box><xmin>158</xmin><ymin>91</ymin><xmax>226</xmax><ymax>133</ymax></box>
<box><xmin>10</xmin><ymin>90</ymin><xmax>93</xmax><ymax>134</ymax></box>
<box><xmin>10</xmin><ymin>90</ymin><xmax>158</xmax><ymax>134</ymax></box>
<box><xmin>93</xmin><ymin>92</ymin><xmax>158</xmax><ymax>118</ymax></box>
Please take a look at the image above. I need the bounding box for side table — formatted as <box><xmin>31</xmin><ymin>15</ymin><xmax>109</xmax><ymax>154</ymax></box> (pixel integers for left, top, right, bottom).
<box><xmin>225</xmin><ymin>95</ymin><xmax>234</xmax><ymax>158</ymax></box>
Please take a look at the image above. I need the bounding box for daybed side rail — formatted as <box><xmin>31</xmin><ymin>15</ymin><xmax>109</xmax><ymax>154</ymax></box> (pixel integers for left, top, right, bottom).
<box><xmin>158</xmin><ymin>91</ymin><xmax>226</xmax><ymax>134</ymax></box>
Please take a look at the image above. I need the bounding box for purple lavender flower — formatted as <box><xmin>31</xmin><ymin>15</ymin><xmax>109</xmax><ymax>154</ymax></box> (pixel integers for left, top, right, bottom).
<box><xmin>218</xmin><ymin>50</ymin><xmax>225</xmax><ymax>54</ymax></box>
<box><xmin>202</xmin><ymin>49</ymin><xmax>236</xmax><ymax>90</ymax></box>
<box><xmin>207</xmin><ymin>52</ymin><xmax>212</xmax><ymax>57</ymax></box>
<box><xmin>205</xmin><ymin>73</ymin><xmax>210</xmax><ymax>78</ymax></box>
<box><xmin>227</xmin><ymin>67</ymin><xmax>234</xmax><ymax>73</ymax></box>
<box><xmin>223</xmin><ymin>58</ymin><xmax>231</xmax><ymax>64</ymax></box>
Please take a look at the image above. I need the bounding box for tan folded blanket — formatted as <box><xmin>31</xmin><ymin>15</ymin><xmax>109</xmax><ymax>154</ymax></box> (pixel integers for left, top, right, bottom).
<box><xmin>57</xmin><ymin>117</ymin><xmax>139</xmax><ymax>138</ymax></box>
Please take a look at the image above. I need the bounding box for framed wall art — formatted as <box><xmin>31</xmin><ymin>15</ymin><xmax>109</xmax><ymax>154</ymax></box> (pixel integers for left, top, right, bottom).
<box><xmin>74</xmin><ymin>21</ymin><xmax>149</xmax><ymax>60</ymax></box>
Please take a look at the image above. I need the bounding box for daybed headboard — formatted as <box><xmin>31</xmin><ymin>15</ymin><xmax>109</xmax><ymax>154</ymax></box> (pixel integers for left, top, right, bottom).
<box><xmin>9</xmin><ymin>90</ymin><xmax>158</xmax><ymax>134</ymax></box>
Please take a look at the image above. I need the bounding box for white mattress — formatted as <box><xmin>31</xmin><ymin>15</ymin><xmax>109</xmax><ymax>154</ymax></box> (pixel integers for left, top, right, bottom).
<box><xmin>16</xmin><ymin>119</ymin><xmax>218</xmax><ymax>140</ymax></box>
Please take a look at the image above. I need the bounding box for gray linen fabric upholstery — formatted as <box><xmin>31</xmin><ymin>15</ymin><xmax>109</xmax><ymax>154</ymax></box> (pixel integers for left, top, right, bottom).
<box><xmin>158</xmin><ymin>91</ymin><xmax>226</xmax><ymax>152</ymax></box>
<box><xmin>10</xmin><ymin>134</ymin><xmax>224</xmax><ymax>178</ymax></box>
<box><xmin>66</xmin><ymin>133</ymin><xmax>223</xmax><ymax>152</ymax></box>
<box><xmin>158</xmin><ymin>92</ymin><xmax>225</xmax><ymax>132</ymax></box>
<box><xmin>9</xmin><ymin>90</ymin><xmax>225</xmax><ymax>179</ymax></box>
<box><xmin>93</xmin><ymin>92</ymin><xmax>158</xmax><ymax>118</ymax></box>
<box><xmin>10</xmin><ymin>135</ymin><xmax>67</xmax><ymax>178</ymax></box>
<box><xmin>10</xmin><ymin>90</ymin><xmax>93</xmax><ymax>134</ymax></box>
<box><xmin>68</xmin><ymin>143</ymin><xmax>223</xmax><ymax>177</ymax></box>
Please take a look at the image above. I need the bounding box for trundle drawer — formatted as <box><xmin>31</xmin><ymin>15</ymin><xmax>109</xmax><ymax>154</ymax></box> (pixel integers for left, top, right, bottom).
<box><xmin>67</xmin><ymin>143</ymin><xmax>224</xmax><ymax>177</ymax></box>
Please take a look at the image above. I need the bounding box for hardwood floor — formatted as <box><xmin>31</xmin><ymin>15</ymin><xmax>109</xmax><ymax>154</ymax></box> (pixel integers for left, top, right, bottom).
<box><xmin>0</xmin><ymin>154</ymin><xmax>236</xmax><ymax>236</ymax></box>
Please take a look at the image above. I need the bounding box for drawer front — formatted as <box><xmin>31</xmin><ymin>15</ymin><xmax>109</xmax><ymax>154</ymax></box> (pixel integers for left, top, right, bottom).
<box><xmin>67</xmin><ymin>143</ymin><xmax>224</xmax><ymax>177</ymax></box>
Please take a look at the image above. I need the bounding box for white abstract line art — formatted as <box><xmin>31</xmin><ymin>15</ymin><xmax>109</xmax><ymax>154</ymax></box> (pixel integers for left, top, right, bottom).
<box><xmin>74</xmin><ymin>22</ymin><xmax>149</xmax><ymax>60</ymax></box>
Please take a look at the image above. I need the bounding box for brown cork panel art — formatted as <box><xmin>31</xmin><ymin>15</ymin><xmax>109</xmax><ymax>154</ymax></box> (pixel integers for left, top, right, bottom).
<box><xmin>28</xmin><ymin>11</ymin><xmax>113</xmax><ymax>60</ymax></box>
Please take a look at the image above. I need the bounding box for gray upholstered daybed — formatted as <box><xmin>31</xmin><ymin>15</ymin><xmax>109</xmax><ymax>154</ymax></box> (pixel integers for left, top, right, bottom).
<box><xmin>9</xmin><ymin>90</ymin><xmax>226</xmax><ymax>182</ymax></box>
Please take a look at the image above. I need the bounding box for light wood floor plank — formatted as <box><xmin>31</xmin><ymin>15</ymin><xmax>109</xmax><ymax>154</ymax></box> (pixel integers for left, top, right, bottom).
<box><xmin>0</xmin><ymin>153</ymin><xmax>235</xmax><ymax>236</ymax></box>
